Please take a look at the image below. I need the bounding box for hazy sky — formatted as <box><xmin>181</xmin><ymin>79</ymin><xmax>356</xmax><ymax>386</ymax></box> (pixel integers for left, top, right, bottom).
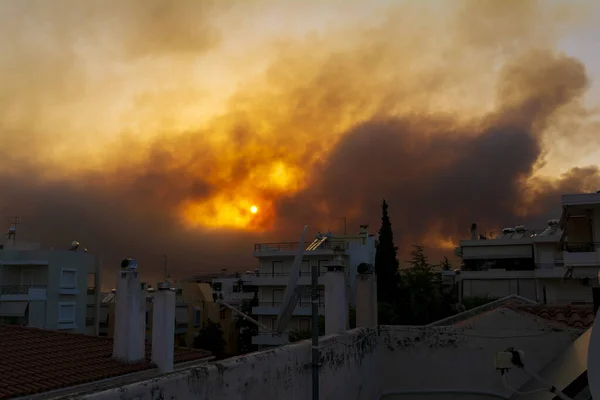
<box><xmin>0</xmin><ymin>0</ymin><xmax>599</xmax><ymax>285</ymax></box>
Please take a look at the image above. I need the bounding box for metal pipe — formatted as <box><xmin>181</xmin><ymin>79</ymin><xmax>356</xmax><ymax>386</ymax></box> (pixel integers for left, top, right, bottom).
<box><xmin>311</xmin><ymin>262</ymin><xmax>319</xmax><ymax>400</ymax></box>
<box><xmin>216</xmin><ymin>299</ymin><xmax>271</xmax><ymax>332</ymax></box>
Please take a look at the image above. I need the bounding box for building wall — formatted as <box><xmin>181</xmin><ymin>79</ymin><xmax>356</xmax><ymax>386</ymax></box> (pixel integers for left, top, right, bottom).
<box><xmin>0</xmin><ymin>249</ymin><xmax>101</xmax><ymax>335</ymax></box>
<box><xmin>78</xmin><ymin>308</ymin><xmax>578</xmax><ymax>400</ymax></box>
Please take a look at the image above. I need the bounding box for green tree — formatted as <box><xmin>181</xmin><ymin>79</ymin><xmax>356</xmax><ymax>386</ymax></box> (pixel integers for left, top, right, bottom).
<box><xmin>193</xmin><ymin>319</ymin><xmax>226</xmax><ymax>358</ymax></box>
<box><xmin>440</xmin><ymin>256</ymin><xmax>452</xmax><ymax>271</ymax></box>
<box><xmin>236</xmin><ymin>292</ymin><xmax>259</xmax><ymax>354</ymax></box>
<box><xmin>374</xmin><ymin>199</ymin><xmax>400</xmax><ymax>309</ymax></box>
<box><xmin>400</xmin><ymin>245</ymin><xmax>441</xmax><ymax>324</ymax></box>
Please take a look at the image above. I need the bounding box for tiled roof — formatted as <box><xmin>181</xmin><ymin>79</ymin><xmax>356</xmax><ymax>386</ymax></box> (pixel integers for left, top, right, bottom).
<box><xmin>0</xmin><ymin>324</ymin><xmax>211</xmax><ymax>399</ymax></box>
<box><xmin>506</xmin><ymin>303</ymin><xmax>595</xmax><ymax>328</ymax></box>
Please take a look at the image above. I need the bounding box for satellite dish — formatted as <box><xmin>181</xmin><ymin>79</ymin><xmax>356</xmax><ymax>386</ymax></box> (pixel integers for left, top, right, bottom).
<box><xmin>274</xmin><ymin>225</ymin><xmax>308</xmax><ymax>333</ymax></box>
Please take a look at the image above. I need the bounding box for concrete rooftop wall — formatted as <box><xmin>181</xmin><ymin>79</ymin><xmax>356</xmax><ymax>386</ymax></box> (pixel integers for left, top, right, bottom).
<box><xmin>75</xmin><ymin>308</ymin><xmax>581</xmax><ymax>400</ymax></box>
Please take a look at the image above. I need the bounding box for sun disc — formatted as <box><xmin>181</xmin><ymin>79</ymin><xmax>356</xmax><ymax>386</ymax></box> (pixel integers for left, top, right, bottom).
<box><xmin>250</xmin><ymin>205</ymin><xmax>258</xmax><ymax>214</ymax></box>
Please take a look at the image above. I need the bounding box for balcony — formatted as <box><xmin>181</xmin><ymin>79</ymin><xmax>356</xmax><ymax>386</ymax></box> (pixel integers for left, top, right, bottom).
<box><xmin>251</xmin><ymin>271</ymin><xmax>327</xmax><ymax>286</ymax></box>
<box><xmin>87</xmin><ymin>287</ymin><xmax>96</xmax><ymax>295</ymax></box>
<box><xmin>252</xmin><ymin>301</ymin><xmax>324</xmax><ymax>316</ymax></box>
<box><xmin>562</xmin><ymin>242</ymin><xmax>600</xmax><ymax>267</ymax></box>
<box><xmin>253</xmin><ymin>240</ymin><xmax>346</xmax><ymax>257</ymax></box>
<box><xmin>223</xmin><ymin>292</ymin><xmax>256</xmax><ymax>303</ymax></box>
<box><xmin>251</xmin><ymin>332</ymin><xmax>289</xmax><ymax>346</ymax></box>
<box><xmin>0</xmin><ymin>285</ymin><xmax>47</xmax><ymax>301</ymax></box>
<box><xmin>85</xmin><ymin>317</ymin><xmax>95</xmax><ymax>326</ymax></box>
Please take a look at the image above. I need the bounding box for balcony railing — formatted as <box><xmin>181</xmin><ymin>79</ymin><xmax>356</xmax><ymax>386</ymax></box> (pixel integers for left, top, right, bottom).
<box><xmin>255</xmin><ymin>269</ymin><xmax>328</xmax><ymax>278</ymax></box>
<box><xmin>85</xmin><ymin>317</ymin><xmax>95</xmax><ymax>326</ymax></box>
<box><xmin>563</xmin><ymin>242</ymin><xmax>600</xmax><ymax>252</ymax></box>
<box><xmin>257</xmin><ymin>300</ymin><xmax>325</xmax><ymax>308</ymax></box>
<box><xmin>254</xmin><ymin>240</ymin><xmax>346</xmax><ymax>252</ymax></box>
<box><xmin>0</xmin><ymin>285</ymin><xmax>46</xmax><ymax>295</ymax></box>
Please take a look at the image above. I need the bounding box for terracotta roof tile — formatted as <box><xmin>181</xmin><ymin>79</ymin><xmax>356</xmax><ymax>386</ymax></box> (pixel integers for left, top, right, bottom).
<box><xmin>505</xmin><ymin>303</ymin><xmax>595</xmax><ymax>329</ymax></box>
<box><xmin>0</xmin><ymin>324</ymin><xmax>211</xmax><ymax>399</ymax></box>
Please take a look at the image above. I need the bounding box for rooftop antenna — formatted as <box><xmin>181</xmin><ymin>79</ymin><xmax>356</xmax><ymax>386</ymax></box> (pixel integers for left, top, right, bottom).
<box><xmin>6</xmin><ymin>216</ymin><xmax>22</xmax><ymax>244</ymax></box>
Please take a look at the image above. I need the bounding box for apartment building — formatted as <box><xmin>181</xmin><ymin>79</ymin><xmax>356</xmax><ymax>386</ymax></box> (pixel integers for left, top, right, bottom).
<box><xmin>251</xmin><ymin>227</ymin><xmax>375</xmax><ymax>347</ymax></box>
<box><xmin>560</xmin><ymin>191</ymin><xmax>600</xmax><ymax>279</ymax></box>
<box><xmin>0</xmin><ymin>241</ymin><xmax>102</xmax><ymax>335</ymax></box>
<box><xmin>455</xmin><ymin>190</ymin><xmax>600</xmax><ymax>304</ymax></box>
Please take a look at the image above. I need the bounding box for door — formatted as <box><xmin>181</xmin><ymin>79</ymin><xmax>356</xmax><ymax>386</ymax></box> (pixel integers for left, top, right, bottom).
<box><xmin>272</xmin><ymin>289</ymin><xmax>283</xmax><ymax>306</ymax></box>
<box><xmin>272</xmin><ymin>261</ymin><xmax>283</xmax><ymax>277</ymax></box>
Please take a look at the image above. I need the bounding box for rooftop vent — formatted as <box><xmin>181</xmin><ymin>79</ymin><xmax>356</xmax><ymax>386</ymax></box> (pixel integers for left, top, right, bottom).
<box><xmin>502</xmin><ymin>228</ymin><xmax>516</xmax><ymax>234</ymax></box>
<box><xmin>121</xmin><ymin>258</ymin><xmax>137</xmax><ymax>270</ymax></box>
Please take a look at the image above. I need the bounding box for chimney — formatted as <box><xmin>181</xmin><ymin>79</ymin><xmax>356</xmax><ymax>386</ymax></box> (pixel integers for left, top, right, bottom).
<box><xmin>113</xmin><ymin>259</ymin><xmax>145</xmax><ymax>363</ymax></box>
<box><xmin>355</xmin><ymin>263</ymin><xmax>378</xmax><ymax>328</ymax></box>
<box><xmin>152</xmin><ymin>281</ymin><xmax>175</xmax><ymax>373</ymax></box>
<box><xmin>324</xmin><ymin>258</ymin><xmax>348</xmax><ymax>334</ymax></box>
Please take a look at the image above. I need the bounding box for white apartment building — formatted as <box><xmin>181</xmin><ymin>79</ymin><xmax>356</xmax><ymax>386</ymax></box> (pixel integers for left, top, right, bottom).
<box><xmin>0</xmin><ymin>241</ymin><xmax>102</xmax><ymax>335</ymax></box>
<box><xmin>560</xmin><ymin>191</ymin><xmax>600</xmax><ymax>279</ymax></box>
<box><xmin>251</xmin><ymin>227</ymin><xmax>376</xmax><ymax>347</ymax></box>
<box><xmin>211</xmin><ymin>274</ymin><xmax>257</xmax><ymax>306</ymax></box>
<box><xmin>455</xmin><ymin>190</ymin><xmax>600</xmax><ymax>304</ymax></box>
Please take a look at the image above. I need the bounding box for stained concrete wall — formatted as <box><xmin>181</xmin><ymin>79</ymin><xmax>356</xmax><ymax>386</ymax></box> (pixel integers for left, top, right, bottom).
<box><xmin>75</xmin><ymin>308</ymin><xmax>581</xmax><ymax>400</ymax></box>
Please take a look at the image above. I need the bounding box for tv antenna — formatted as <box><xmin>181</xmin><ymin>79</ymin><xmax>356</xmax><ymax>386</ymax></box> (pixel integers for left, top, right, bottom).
<box><xmin>6</xmin><ymin>216</ymin><xmax>22</xmax><ymax>244</ymax></box>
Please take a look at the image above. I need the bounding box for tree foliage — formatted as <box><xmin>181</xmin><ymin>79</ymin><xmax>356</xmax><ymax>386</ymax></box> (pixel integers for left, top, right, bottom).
<box><xmin>374</xmin><ymin>199</ymin><xmax>400</xmax><ymax>309</ymax></box>
<box><xmin>193</xmin><ymin>319</ymin><xmax>226</xmax><ymax>358</ymax></box>
<box><xmin>288</xmin><ymin>315</ymin><xmax>325</xmax><ymax>342</ymax></box>
<box><xmin>236</xmin><ymin>292</ymin><xmax>259</xmax><ymax>354</ymax></box>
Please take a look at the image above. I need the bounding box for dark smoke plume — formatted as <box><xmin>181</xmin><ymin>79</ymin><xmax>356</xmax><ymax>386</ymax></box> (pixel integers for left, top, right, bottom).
<box><xmin>0</xmin><ymin>0</ymin><xmax>599</xmax><ymax>286</ymax></box>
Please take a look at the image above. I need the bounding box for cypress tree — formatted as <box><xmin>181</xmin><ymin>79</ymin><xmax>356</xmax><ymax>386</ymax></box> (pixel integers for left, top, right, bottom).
<box><xmin>374</xmin><ymin>199</ymin><xmax>400</xmax><ymax>305</ymax></box>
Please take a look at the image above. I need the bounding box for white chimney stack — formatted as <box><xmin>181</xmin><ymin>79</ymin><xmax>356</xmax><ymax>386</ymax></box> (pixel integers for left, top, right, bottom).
<box><xmin>355</xmin><ymin>263</ymin><xmax>378</xmax><ymax>328</ymax></box>
<box><xmin>151</xmin><ymin>281</ymin><xmax>175</xmax><ymax>373</ymax></box>
<box><xmin>324</xmin><ymin>258</ymin><xmax>348</xmax><ymax>334</ymax></box>
<box><xmin>113</xmin><ymin>259</ymin><xmax>145</xmax><ymax>363</ymax></box>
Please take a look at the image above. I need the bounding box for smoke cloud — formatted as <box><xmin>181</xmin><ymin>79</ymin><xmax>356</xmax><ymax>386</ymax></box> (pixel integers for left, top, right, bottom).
<box><xmin>0</xmin><ymin>0</ymin><xmax>599</xmax><ymax>286</ymax></box>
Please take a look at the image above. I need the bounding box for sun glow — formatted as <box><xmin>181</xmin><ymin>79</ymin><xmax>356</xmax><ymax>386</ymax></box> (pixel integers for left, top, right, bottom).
<box><xmin>250</xmin><ymin>205</ymin><xmax>258</xmax><ymax>214</ymax></box>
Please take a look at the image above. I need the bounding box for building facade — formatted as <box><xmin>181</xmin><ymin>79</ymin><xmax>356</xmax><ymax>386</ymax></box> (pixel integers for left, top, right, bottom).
<box><xmin>0</xmin><ymin>241</ymin><xmax>102</xmax><ymax>335</ymax></box>
<box><xmin>455</xmin><ymin>190</ymin><xmax>600</xmax><ymax>304</ymax></box>
<box><xmin>251</xmin><ymin>227</ymin><xmax>375</xmax><ymax>347</ymax></box>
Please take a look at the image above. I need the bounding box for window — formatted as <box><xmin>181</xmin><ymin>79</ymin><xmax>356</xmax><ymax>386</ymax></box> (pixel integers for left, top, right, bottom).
<box><xmin>272</xmin><ymin>289</ymin><xmax>283</xmax><ymax>306</ymax></box>
<box><xmin>58</xmin><ymin>302</ymin><xmax>76</xmax><ymax>323</ymax></box>
<box><xmin>220</xmin><ymin>308</ymin><xmax>227</xmax><ymax>320</ymax></box>
<box><xmin>60</xmin><ymin>269</ymin><xmax>77</xmax><ymax>288</ymax></box>
<box><xmin>300</xmin><ymin>260</ymin><xmax>310</xmax><ymax>276</ymax></box>
<box><xmin>212</xmin><ymin>282</ymin><xmax>222</xmax><ymax>291</ymax></box>
<box><xmin>145</xmin><ymin>310</ymin><xmax>150</xmax><ymax>329</ymax></box>
<box><xmin>271</xmin><ymin>317</ymin><xmax>277</xmax><ymax>330</ymax></box>
<box><xmin>272</xmin><ymin>261</ymin><xmax>284</xmax><ymax>276</ymax></box>
<box><xmin>194</xmin><ymin>308</ymin><xmax>201</xmax><ymax>327</ymax></box>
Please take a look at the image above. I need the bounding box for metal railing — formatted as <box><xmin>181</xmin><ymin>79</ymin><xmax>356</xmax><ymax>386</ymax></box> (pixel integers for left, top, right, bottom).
<box><xmin>255</xmin><ymin>268</ymin><xmax>329</xmax><ymax>278</ymax></box>
<box><xmin>85</xmin><ymin>317</ymin><xmax>95</xmax><ymax>326</ymax></box>
<box><xmin>254</xmin><ymin>240</ymin><xmax>346</xmax><ymax>252</ymax></box>
<box><xmin>562</xmin><ymin>242</ymin><xmax>600</xmax><ymax>252</ymax></box>
<box><xmin>0</xmin><ymin>285</ymin><xmax>46</xmax><ymax>295</ymax></box>
<box><xmin>257</xmin><ymin>300</ymin><xmax>325</xmax><ymax>308</ymax></box>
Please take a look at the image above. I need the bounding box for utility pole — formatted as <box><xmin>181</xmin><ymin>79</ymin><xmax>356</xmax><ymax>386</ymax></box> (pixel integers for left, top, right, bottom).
<box><xmin>6</xmin><ymin>216</ymin><xmax>22</xmax><ymax>244</ymax></box>
<box><xmin>311</xmin><ymin>261</ymin><xmax>320</xmax><ymax>400</ymax></box>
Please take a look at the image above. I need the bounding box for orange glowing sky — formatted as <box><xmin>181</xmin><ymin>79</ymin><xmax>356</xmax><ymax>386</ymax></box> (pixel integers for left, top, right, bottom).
<box><xmin>1</xmin><ymin>0</ymin><xmax>600</xmax><ymax>238</ymax></box>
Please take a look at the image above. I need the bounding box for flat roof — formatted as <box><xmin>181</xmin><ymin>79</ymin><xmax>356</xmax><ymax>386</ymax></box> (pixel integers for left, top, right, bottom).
<box><xmin>562</xmin><ymin>192</ymin><xmax>600</xmax><ymax>206</ymax></box>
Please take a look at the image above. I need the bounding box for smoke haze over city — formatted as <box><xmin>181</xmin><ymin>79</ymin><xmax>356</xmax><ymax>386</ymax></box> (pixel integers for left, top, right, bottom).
<box><xmin>1</xmin><ymin>0</ymin><xmax>600</xmax><ymax>286</ymax></box>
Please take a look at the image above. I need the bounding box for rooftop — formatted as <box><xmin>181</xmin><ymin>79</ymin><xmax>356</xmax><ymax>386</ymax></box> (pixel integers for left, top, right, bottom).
<box><xmin>562</xmin><ymin>191</ymin><xmax>600</xmax><ymax>207</ymax></box>
<box><xmin>0</xmin><ymin>324</ymin><xmax>211</xmax><ymax>399</ymax></box>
